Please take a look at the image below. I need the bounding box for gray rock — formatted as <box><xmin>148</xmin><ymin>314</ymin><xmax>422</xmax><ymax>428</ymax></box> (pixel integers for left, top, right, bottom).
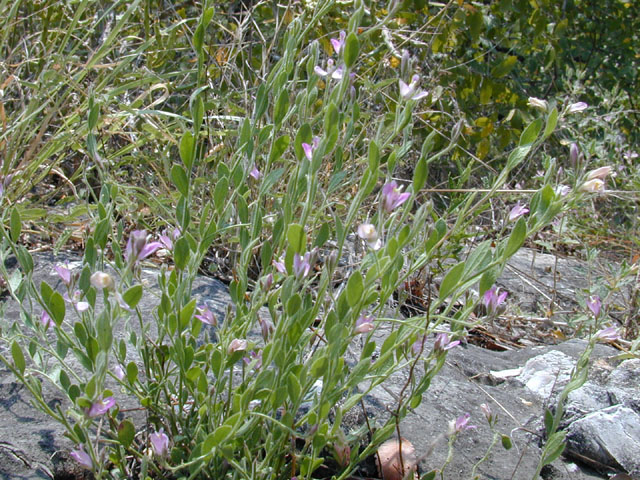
<box><xmin>565</xmin><ymin>405</ymin><xmax>640</xmax><ymax>476</ymax></box>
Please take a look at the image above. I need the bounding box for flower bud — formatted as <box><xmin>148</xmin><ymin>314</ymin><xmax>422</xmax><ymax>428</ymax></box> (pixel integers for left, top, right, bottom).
<box><xmin>90</xmin><ymin>271</ymin><xmax>116</xmax><ymax>291</ymax></box>
<box><xmin>580</xmin><ymin>179</ymin><xmax>605</xmax><ymax>193</ymax></box>
<box><xmin>586</xmin><ymin>166</ymin><xmax>612</xmax><ymax>181</ymax></box>
<box><xmin>567</xmin><ymin>101</ymin><xmax>588</xmax><ymax>114</ymax></box>
<box><xmin>527</xmin><ymin>97</ymin><xmax>548</xmax><ymax>111</ymax></box>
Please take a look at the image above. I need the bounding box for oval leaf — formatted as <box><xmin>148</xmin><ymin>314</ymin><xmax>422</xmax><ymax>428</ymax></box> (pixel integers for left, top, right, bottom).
<box><xmin>439</xmin><ymin>262</ymin><xmax>465</xmax><ymax>299</ymax></box>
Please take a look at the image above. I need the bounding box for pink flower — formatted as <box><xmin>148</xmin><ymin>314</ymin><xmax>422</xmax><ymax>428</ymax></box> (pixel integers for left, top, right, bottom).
<box><xmin>330</xmin><ymin>31</ymin><xmax>346</xmax><ymax>55</ymax></box>
<box><xmin>243</xmin><ymin>350</ymin><xmax>263</xmax><ymax>370</ymax></box>
<box><xmin>150</xmin><ymin>429</ymin><xmax>169</xmax><ymax>457</ymax></box>
<box><xmin>354</xmin><ymin>315</ymin><xmax>375</xmax><ymax>335</ymax></box>
<box><xmin>595</xmin><ymin>326</ymin><xmax>620</xmax><ymax>342</ymax></box>
<box><xmin>40</xmin><ymin>311</ymin><xmax>54</xmax><ymax>329</ymax></box>
<box><xmin>480</xmin><ymin>403</ymin><xmax>494</xmax><ymax>424</ymax></box>
<box><xmin>63</xmin><ymin>290</ymin><xmax>89</xmax><ymax>312</ymax></box>
<box><xmin>228</xmin><ymin>338</ymin><xmax>248</xmax><ymax>354</ymax></box>
<box><xmin>580</xmin><ymin>179</ymin><xmax>605</xmax><ymax>193</ymax></box>
<box><xmin>586</xmin><ymin>166</ymin><xmax>613</xmax><ymax>181</ymax></box>
<box><xmin>555</xmin><ymin>185</ymin><xmax>570</xmax><ymax>197</ymax></box>
<box><xmin>54</xmin><ymin>264</ymin><xmax>72</xmax><ymax>286</ymax></box>
<box><xmin>382</xmin><ymin>181</ymin><xmax>411</xmax><ymax>212</ymax></box>
<box><xmin>249</xmin><ymin>166</ymin><xmax>262</xmax><ymax>180</ymax></box>
<box><xmin>398</xmin><ymin>74</ymin><xmax>428</xmax><ymax>101</ymax></box>
<box><xmin>301</xmin><ymin>137</ymin><xmax>320</xmax><ymax>161</ymax></box>
<box><xmin>258</xmin><ymin>315</ymin><xmax>274</xmax><ymax>341</ymax></box>
<box><xmin>273</xmin><ymin>257</ymin><xmax>287</xmax><ymax>274</ymax></box>
<box><xmin>293</xmin><ymin>252</ymin><xmax>312</xmax><ymax>279</ymax></box>
<box><xmin>113</xmin><ymin>365</ymin><xmax>125</xmax><ymax>381</ymax></box>
<box><xmin>433</xmin><ymin>332</ymin><xmax>460</xmax><ymax>352</ymax></box>
<box><xmin>412</xmin><ymin>335</ymin><xmax>427</xmax><ymax>355</ymax></box>
<box><xmin>508</xmin><ymin>202</ymin><xmax>529</xmax><ymax>222</ymax></box>
<box><xmin>159</xmin><ymin>227</ymin><xmax>180</xmax><ymax>250</ymax></box>
<box><xmin>356</xmin><ymin>224</ymin><xmax>382</xmax><ymax>250</ymax></box>
<box><xmin>450</xmin><ymin>413</ymin><xmax>476</xmax><ymax>435</ymax></box>
<box><xmin>586</xmin><ymin>295</ymin><xmax>601</xmax><ymax>317</ymax></box>
<box><xmin>483</xmin><ymin>286</ymin><xmax>507</xmax><ymax>314</ymax></box>
<box><xmin>567</xmin><ymin>102</ymin><xmax>588</xmax><ymax>114</ymax></box>
<box><xmin>125</xmin><ymin>230</ymin><xmax>162</xmax><ymax>263</ymax></box>
<box><xmin>314</xmin><ymin>59</ymin><xmax>344</xmax><ymax>80</ymax></box>
<box><xmin>87</xmin><ymin>396</ymin><xmax>116</xmax><ymax>418</ymax></box>
<box><xmin>70</xmin><ymin>447</ymin><xmax>92</xmax><ymax>469</ymax></box>
<box><xmin>195</xmin><ymin>306</ymin><xmax>217</xmax><ymax>326</ymax></box>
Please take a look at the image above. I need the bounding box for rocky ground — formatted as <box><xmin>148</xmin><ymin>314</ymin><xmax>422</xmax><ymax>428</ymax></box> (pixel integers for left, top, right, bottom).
<box><xmin>0</xmin><ymin>250</ymin><xmax>638</xmax><ymax>479</ymax></box>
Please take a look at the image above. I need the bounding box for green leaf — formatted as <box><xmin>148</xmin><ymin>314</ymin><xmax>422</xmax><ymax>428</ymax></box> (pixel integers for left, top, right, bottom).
<box><xmin>11</xmin><ymin>341</ymin><xmax>25</xmax><ymax>375</ymax></box>
<box><xmin>412</xmin><ymin>156</ymin><xmax>428</xmax><ymax>192</ymax></box>
<box><xmin>506</xmin><ymin>145</ymin><xmax>531</xmax><ymax>170</ymax></box>
<box><xmin>479</xmin><ymin>268</ymin><xmax>499</xmax><ymax>296</ymax></box>
<box><xmin>213</xmin><ymin>177</ymin><xmax>229</xmax><ymax>212</ymax></box>
<box><xmin>174</xmin><ymin>237</ymin><xmax>190</xmax><ymax>270</ymax></box>
<box><xmin>204</xmin><ymin>425</ymin><xmax>232</xmax><ymax>451</ymax></box>
<box><xmin>254</xmin><ymin>84</ymin><xmax>268</xmax><ymax>122</ymax></box>
<box><xmin>324</xmin><ymin>102</ymin><xmax>339</xmax><ymax>133</ymax></box>
<box><xmin>16</xmin><ymin>246</ymin><xmax>33</xmax><ymax>274</ymax></box>
<box><xmin>504</xmin><ymin>217</ymin><xmax>527</xmax><ymax>259</ymax></box>
<box><xmin>171</xmin><ymin>165</ymin><xmax>189</xmax><ymax>197</ymax></box>
<box><xmin>490</xmin><ymin>55</ymin><xmax>518</xmax><ymax>78</ymax></box>
<box><xmin>269</xmin><ymin>135</ymin><xmax>290</xmax><ymax>163</ymax></box>
<box><xmin>118</xmin><ymin>419</ymin><xmax>135</xmax><ymax>448</ymax></box>
<box><xmin>287</xmin><ymin>294</ymin><xmax>302</xmax><ymax>316</ymax></box>
<box><xmin>343</xmin><ymin>32</ymin><xmax>359</xmax><ymax>68</ymax></box>
<box><xmin>501</xmin><ymin>434</ymin><xmax>513</xmax><ymax>450</ymax></box>
<box><xmin>274</xmin><ymin>90</ymin><xmax>289</xmax><ymax>126</ymax></box>
<box><xmin>346</xmin><ymin>271</ymin><xmax>364</xmax><ymax>308</ymax></box>
<box><xmin>179</xmin><ymin>132</ymin><xmax>195</xmax><ymax>169</ymax></box>
<box><xmin>543</xmin><ymin>107</ymin><xmax>558</xmax><ymax>140</ymax></box>
<box><xmin>287</xmin><ymin>224</ymin><xmax>306</xmax><ymax>253</ymax></box>
<box><xmin>439</xmin><ymin>262</ymin><xmax>465</xmax><ymax>299</ymax></box>
<box><xmin>10</xmin><ymin>207</ymin><xmax>21</xmax><ymax>242</ymax></box>
<box><xmin>544</xmin><ymin>407</ymin><xmax>555</xmax><ymax>436</ymax></box>
<box><xmin>368</xmin><ymin>141</ymin><xmax>379</xmax><ymax>171</ymax></box>
<box><xmin>541</xmin><ymin>431</ymin><xmax>566</xmax><ymax>466</ymax></box>
<box><xmin>94</xmin><ymin>218</ymin><xmax>110</xmax><ymax>249</ymax></box>
<box><xmin>191</xmin><ymin>95</ymin><xmax>204</xmax><ymax>134</ymax></box>
<box><xmin>313</xmin><ymin>223</ymin><xmax>330</xmax><ymax>248</ymax></box>
<box><xmin>519</xmin><ymin>118</ymin><xmax>543</xmax><ymax>146</ymax></box>
<box><xmin>286</xmin><ymin>372</ymin><xmax>301</xmax><ymax>403</ymax></box>
<box><xmin>122</xmin><ymin>285</ymin><xmax>143</xmax><ymax>309</ymax></box>
<box><xmin>126</xmin><ymin>361</ymin><xmax>138</xmax><ymax>384</ymax></box>
<box><xmin>49</xmin><ymin>292</ymin><xmax>66</xmax><ymax>326</ymax></box>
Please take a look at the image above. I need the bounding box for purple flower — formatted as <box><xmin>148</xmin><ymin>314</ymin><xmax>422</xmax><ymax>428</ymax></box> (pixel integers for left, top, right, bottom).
<box><xmin>483</xmin><ymin>286</ymin><xmax>507</xmax><ymax>315</ymax></box>
<box><xmin>412</xmin><ymin>335</ymin><xmax>427</xmax><ymax>356</ymax></box>
<box><xmin>357</xmin><ymin>223</ymin><xmax>382</xmax><ymax>250</ymax></box>
<box><xmin>450</xmin><ymin>413</ymin><xmax>476</xmax><ymax>435</ymax></box>
<box><xmin>113</xmin><ymin>365</ymin><xmax>125</xmax><ymax>381</ymax></box>
<box><xmin>330</xmin><ymin>31</ymin><xmax>346</xmax><ymax>55</ymax></box>
<box><xmin>150</xmin><ymin>429</ymin><xmax>169</xmax><ymax>457</ymax></box>
<box><xmin>228</xmin><ymin>338</ymin><xmax>248</xmax><ymax>354</ymax></box>
<box><xmin>398</xmin><ymin>74</ymin><xmax>428</xmax><ymax>101</ymax></box>
<box><xmin>433</xmin><ymin>332</ymin><xmax>460</xmax><ymax>352</ymax></box>
<box><xmin>382</xmin><ymin>181</ymin><xmax>411</xmax><ymax>213</ymax></box>
<box><xmin>480</xmin><ymin>403</ymin><xmax>493</xmax><ymax>424</ymax></box>
<box><xmin>243</xmin><ymin>350</ymin><xmax>263</xmax><ymax>370</ymax></box>
<box><xmin>249</xmin><ymin>166</ymin><xmax>262</xmax><ymax>180</ymax></box>
<box><xmin>508</xmin><ymin>202</ymin><xmax>529</xmax><ymax>222</ymax></box>
<box><xmin>595</xmin><ymin>326</ymin><xmax>620</xmax><ymax>342</ymax></box>
<box><xmin>70</xmin><ymin>447</ymin><xmax>92</xmax><ymax>469</ymax></box>
<box><xmin>301</xmin><ymin>137</ymin><xmax>320</xmax><ymax>161</ymax></box>
<box><xmin>158</xmin><ymin>228</ymin><xmax>180</xmax><ymax>250</ymax></box>
<box><xmin>54</xmin><ymin>264</ymin><xmax>72</xmax><ymax>286</ymax></box>
<box><xmin>64</xmin><ymin>290</ymin><xmax>89</xmax><ymax>312</ymax></box>
<box><xmin>40</xmin><ymin>311</ymin><xmax>54</xmax><ymax>329</ymax></box>
<box><xmin>125</xmin><ymin>230</ymin><xmax>162</xmax><ymax>263</ymax></box>
<box><xmin>195</xmin><ymin>306</ymin><xmax>217</xmax><ymax>326</ymax></box>
<box><xmin>567</xmin><ymin>102</ymin><xmax>588</xmax><ymax>114</ymax></box>
<box><xmin>293</xmin><ymin>252</ymin><xmax>311</xmax><ymax>279</ymax></box>
<box><xmin>569</xmin><ymin>143</ymin><xmax>580</xmax><ymax>166</ymax></box>
<box><xmin>260</xmin><ymin>273</ymin><xmax>274</xmax><ymax>291</ymax></box>
<box><xmin>87</xmin><ymin>396</ymin><xmax>116</xmax><ymax>418</ymax></box>
<box><xmin>555</xmin><ymin>184</ymin><xmax>570</xmax><ymax>197</ymax></box>
<box><xmin>587</xmin><ymin>295</ymin><xmax>601</xmax><ymax>317</ymax></box>
<box><xmin>314</xmin><ymin>59</ymin><xmax>344</xmax><ymax>80</ymax></box>
<box><xmin>258</xmin><ymin>315</ymin><xmax>274</xmax><ymax>341</ymax></box>
<box><xmin>354</xmin><ymin>315</ymin><xmax>375</xmax><ymax>335</ymax></box>
<box><xmin>273</xmin><ymin>257</ymin><xmax>287</xmax><ymax>274</ymax></box>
